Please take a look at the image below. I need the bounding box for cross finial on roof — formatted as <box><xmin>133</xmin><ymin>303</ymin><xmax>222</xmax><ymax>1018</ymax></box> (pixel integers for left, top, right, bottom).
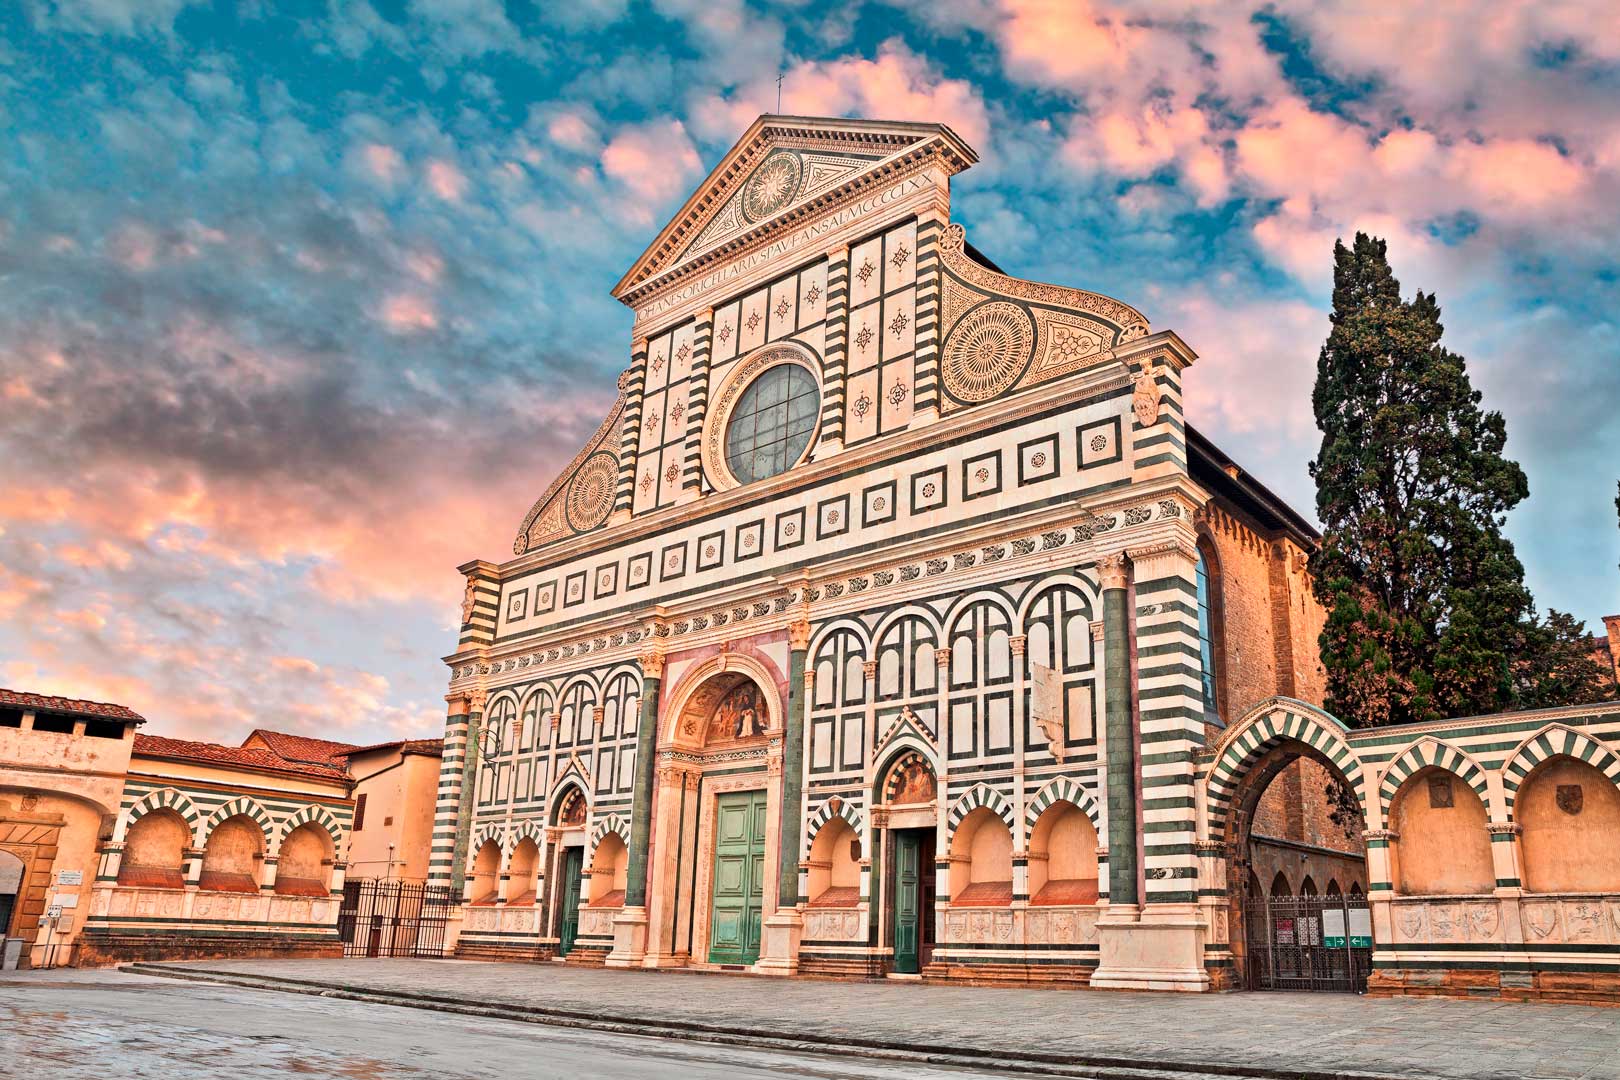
<box><xmin>776</xmin><ymin>71</ymin><xmax>784</xmax><ymax>113</ymax></box>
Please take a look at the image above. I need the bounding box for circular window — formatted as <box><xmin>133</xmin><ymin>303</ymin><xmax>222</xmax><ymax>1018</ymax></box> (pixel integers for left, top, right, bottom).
<box><xmin>723</xmin><ymin>363</ymin><xmax>819</xmax><ymax>485</ymax></box>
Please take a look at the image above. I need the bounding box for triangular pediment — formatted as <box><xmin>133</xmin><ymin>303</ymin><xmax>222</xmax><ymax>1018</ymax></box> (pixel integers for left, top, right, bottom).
<box><xmin>613</xmin><ymin>114</ymin><xmax>977</xmax><ymax>304</ymax></box>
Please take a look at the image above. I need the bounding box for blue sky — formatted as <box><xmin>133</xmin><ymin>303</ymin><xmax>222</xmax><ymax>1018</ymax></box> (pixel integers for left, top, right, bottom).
<box><xmin>2</xmin><ymin>0</ymin><xmax>1616</xmax><ymax>743</ymax></box>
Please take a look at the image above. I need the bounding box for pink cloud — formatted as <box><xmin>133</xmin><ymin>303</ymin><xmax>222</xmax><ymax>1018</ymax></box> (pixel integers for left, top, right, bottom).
<box><xmin>547</xmin><ymin>112</ymin><xmax>599</xmax><ymax>153</ymax></box>
<box><xmin>380</xmin><ymin>292</ymin><xmax>438</xmax><ymax>332</ymax></box>
<box><xmin>600</xmin><ymin>119</ymin><xmax>703</xmax><ymax>219</ymax></box>
<box><xmin>691</xmin><ymin>40</ymin><xmax>991</xmax><ymax>153</ymax></box>
<box><xmin>995</xmin><ymin>0</ymin><xmax>1140</xmax><ymax>91</ymax></box>
<box><xmin>363</xmin><ymin>142</ymin><xmax>404</xmax><ymax>186</ymax></box>
<box><xmin>425</xmin><ymin>158</ymin><xmax>468</xmax><ymax>201</ymax></box>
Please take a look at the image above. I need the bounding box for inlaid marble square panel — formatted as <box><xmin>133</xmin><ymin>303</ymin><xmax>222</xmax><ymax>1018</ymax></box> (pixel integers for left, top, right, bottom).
<box><xmin>962</xmin><ymin>450</ymin><xmax>1002</xmax><ymax>501</ymax></box>
<box><xmin>817</xmin><ymin>493</ymin><xmax>850</xmax><ymax>540</ymax></box>
<box><xmin>1078</xmin><ymin>416</ymin><xmax>1123</xmax><ymax>468</ymax></box>
<box><xmin>1018</xmin><ymin>433</ymin><xmax>1061</xmax><ymax>486</ymax></box>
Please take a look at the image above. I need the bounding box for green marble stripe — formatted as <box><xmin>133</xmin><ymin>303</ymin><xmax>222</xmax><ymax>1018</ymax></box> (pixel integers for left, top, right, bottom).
<box><xmin>1102</xmin><ymin>579</ymin><xmax>1136</xmax><ymax>907</ymax></box>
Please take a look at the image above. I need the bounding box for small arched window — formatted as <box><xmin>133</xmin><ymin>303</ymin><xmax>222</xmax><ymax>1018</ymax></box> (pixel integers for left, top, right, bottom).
<box><xmin>1195</xmin><ymin>547</ymin><xmax>1219</xmax><ymax>721</ymax></box>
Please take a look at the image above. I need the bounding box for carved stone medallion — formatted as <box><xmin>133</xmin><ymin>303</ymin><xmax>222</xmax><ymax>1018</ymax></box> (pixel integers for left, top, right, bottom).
<box><xmin>565</xmin><ymin>451</ymin><xmax>618</xmax><ymax>532</ymax></box>
<box><xmin>741</xmin><ymin>151</ymin><xmax>803</xmax><ymax>223</ymax></box>
<box><xmin>941</xmin><ymin>301</ymin><xmax>1034</xmax><ymax>403</ymax></box>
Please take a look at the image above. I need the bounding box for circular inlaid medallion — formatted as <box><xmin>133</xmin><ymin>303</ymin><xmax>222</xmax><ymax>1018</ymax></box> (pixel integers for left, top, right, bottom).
<box><xmin>941</xmin><ymin>301</ymin><xmax>1035</xmax><ymax>403</ymax></box>
<box><xmin>565</xmin><ymin>451</ymin><xmax>617</xmax><ymax>532</ymax></box>
<box><xmin>741</xmin><ymin>151</ymin><xmax>802</xmax><ymax>223</ymax></box>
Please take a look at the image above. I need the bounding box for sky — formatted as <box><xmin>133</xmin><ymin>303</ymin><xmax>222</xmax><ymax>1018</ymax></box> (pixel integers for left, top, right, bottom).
<box><xmin>2</xmin><ymin>0</ymin><xmax>1617</xmax><ymax>747</ymax></box>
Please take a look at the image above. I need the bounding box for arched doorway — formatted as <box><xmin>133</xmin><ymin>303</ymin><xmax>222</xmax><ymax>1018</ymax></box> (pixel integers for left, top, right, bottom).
<box><xmin>545</xmin><ymin>784</ymin><xmax>589</xmax><ymax>956</ymax></box>
<box><xmin>1211</xmin><ymin>706</ymin><xmax>1372</xmax><ymax>992</ymax></box>
<box><xmin>642</xmin><ymin>653</ymin><xmax>786</xmax><ymax>970</ymax></box>
<box><xmin>873</xmin><ymin>748</ymin><xmax>938</xmax><ymax>975</ymax></box>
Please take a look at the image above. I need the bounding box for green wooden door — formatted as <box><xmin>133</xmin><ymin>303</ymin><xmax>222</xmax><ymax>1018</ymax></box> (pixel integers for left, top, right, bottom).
<box><xmin>558</xmin><ymin>847</ymin><xmax>583</xmax><ymax>956</ymax></box>
<box><xmin>708</xmin><ymin>790</ymin><xmax>768</xmax><ymax>965</ymax></box>
<box><xmin>893</xmin><ymin>832</ymin><xmax>922</xmax><ymax>974</ymax></box>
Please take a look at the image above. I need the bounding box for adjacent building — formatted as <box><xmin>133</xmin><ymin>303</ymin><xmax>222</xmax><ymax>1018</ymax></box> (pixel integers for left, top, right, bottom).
<box><xmin>0</xmin><ymin>690</ymin><xmax>440</xmax><ymax>968</ymax></box>
<box><xmin>0</xmin><ymin>689</ymin><xmax>142</xmax><ymax>970</ymax></box>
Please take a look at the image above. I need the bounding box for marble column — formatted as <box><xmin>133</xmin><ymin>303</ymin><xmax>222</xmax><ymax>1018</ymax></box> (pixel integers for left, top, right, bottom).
<box><xmin>608</xmin><ymin>650</ymin><xmax>662</xmax><ymax>966</ymax></box>
<box><xmin>449</xmin><ymin>689</ymin><xmax>486</xmax><ymax>896</ymax></box>
<box><xmin>1099</xmin><ymin>553</ymin><xmax>1138</xmax><ymax>907</ymax></box>
<box><xmin>760</xmin><ymin>619</ymin><xmax>812</xmax><ymax>975</ymax></box>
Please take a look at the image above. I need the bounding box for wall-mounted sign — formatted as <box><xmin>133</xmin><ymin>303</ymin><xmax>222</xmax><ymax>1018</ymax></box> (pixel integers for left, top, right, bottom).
<box><xmin>56</xmin><ymin>869</ymin><xmax>83</xmax><ymax>886</ymax></box>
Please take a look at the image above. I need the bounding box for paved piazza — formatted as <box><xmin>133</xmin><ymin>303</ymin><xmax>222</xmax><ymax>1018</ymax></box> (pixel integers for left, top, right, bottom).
<box><xmin>89</xmin><ymin>959</ymin><xmax>1620</xmax><ymax>1079</ymax></box>
<box><xmin>2</xmin><ymin>968</ymin><xmax>1066</xmax><ymax>1080</ymax></box>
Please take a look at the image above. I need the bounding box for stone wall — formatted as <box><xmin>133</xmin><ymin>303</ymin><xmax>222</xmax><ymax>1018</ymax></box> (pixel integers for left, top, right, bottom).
<box><xmin>1251</xmin><ymin>757</ymin><xmax>1363</xmax><ymax>858</ymax></box>
<box><xmin>1198</xmin><ymin>499</ymin><xmax>1327</xmax><ymax>724</ymax></box>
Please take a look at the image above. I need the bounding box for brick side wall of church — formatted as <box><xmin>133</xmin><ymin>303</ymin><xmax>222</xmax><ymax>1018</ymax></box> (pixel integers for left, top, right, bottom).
<box><xmin>1199</xmin><ymin>496</ymin><xmax>1328</xmax><ymax>723</ymax></box>
<box><xmin>1251</xmin><ymin>757</ymin><xmax>1364</xmax><ymax>857</ymax></box>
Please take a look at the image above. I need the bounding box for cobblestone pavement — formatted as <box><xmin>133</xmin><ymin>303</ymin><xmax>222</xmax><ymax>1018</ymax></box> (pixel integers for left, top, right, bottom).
<box><xmin>1</xmin><ymin>968</ymin><xmax>1063</xmax><ymax>1080</ymax></box>
<box><xmin>137</xmin><ymin>958</ymin><xmax>1620</xmax><ymax>1080</ymax></box>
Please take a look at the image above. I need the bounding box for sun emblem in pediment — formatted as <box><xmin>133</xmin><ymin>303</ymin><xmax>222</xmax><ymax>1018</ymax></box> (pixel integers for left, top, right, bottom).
<box><xmin>741</xmin><ymin>150</ymin><xmax>803</xmax><ymax>224</ymax></box>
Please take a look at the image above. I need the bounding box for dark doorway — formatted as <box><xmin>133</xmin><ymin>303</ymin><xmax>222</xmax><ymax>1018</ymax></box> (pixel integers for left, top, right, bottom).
<box><xmin>557</xmin><ymin>847</ymin><xmax>584</xmax><ymax>957</ymax></box>
<box><xmin>889</xmin><ymin>827</ymin><xmax>935</xmax><ymax>974</ymax></box>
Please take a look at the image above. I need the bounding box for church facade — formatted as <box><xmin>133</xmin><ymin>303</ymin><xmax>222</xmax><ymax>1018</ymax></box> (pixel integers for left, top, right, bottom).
<box><xmin>433</xmin><ymin>116</ymin><xmax>1620</xmax><ymax>999</ymax></box>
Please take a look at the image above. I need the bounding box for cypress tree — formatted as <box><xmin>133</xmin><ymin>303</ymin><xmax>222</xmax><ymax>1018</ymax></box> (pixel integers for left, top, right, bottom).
<box><xmin>1308</xmin><ymin>233</ymin><xmax>1533</xmax><ymax>726</ymax></box>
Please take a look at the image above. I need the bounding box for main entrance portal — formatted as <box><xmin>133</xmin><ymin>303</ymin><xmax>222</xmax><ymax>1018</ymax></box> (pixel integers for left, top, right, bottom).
<box><xmin>708</xmin><ymin>789</ymin><xmax>767</xmax><ymax>965</ymax></box>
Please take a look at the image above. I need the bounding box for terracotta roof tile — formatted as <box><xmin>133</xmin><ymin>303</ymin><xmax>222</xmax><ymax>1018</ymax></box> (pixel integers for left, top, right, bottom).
<box><xmin>133</xmin><ymin>733</ymin><xmax>348</xmax><ymax>781</ymax></box>
<box><xmin>334</xmin><ymin>737</ymin><xmax>444</xmax><ymax>759</ymax></box>
<box><xmin>117</xmin><ymin>866</ymin><xmax>184</xmax><ymax>889</ymax></box>
<box><xmin>1030</xmin><ymin>878</ymin><xmax>1099</xmax><ymax>906</ymax></box>
<box><xmin>245</xmin><ymin>729</ymin><xmax>361</xmax><ymax>767</ymax></box>
<box><xmin>197</xmin><ymin>871</ymin><xmax>259</xmax><ymax>894</ymax></box>
<box><xmin>808</xmin><ymin>886</ymin><xmax>861</xmax><ymax>908</ymax></box>
<box><xmin>952</xmin><ymin>880</ymin><xmax>1013</xmax><ymax>907</ymax></box>
<box><xmin>0</xmin><ymin>688</ymin><xmax>145</xmax><ymax>722</ymax></box>
<box><xmin>272</xmin><ymin>876</ymin><xmax>329</xmax><ymax>897</ymax></box>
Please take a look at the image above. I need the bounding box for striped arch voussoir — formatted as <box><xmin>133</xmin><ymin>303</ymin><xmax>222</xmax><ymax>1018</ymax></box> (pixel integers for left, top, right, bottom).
<box><xmin>1503</xmin><ymin>724</ymin><xmax>1620</xmax><ymax>816</ymax></box>
<box><xmin>1206</xmin><ymin>703</ymin><xmax>1365</xmax><ymax>834</ymax></box>
<box><xmin>948</xmin><ymin>783</ymin><xmax>1013</xmax><ymax>834</ymax></box>
<box><xmin>503</xmin><ymin>821</ymin><xmax>547</xmax><ymax>857</ymax></box>
<box><xmin>122</xmin><ymin>788</ymin><xmax>203</xmax><ymax>841</ymax></box>
<box><xmin>277</xmin><ymin>803</ymin><xmax>344</xmax><ymax>847</ymax></box>
<box><xmin>1024</xmin><ymin>776</ymin><xmax>1102</xmax><ymax>833</ymax></box>
<box><xmin>203</xmin><ymin>796</ymin><xmax>274</xmax><ymax>840</ymax></box>
<box><xmin>1379</xmin><ymin>738</ymin><xmax>1490</xmax><ymax>816</ymax></box>
<box><xmin>470</xmin><ymin>821</ymin><xmax>503</xmax><ymax>857</ymax></box>
<box><xmin>589</xmin><ymin>814</ymin><xmax>630</xmax><ymax>855</ymax></box>
<box><xmin>807</xmin><ymin>798</ymin><xmax>867</xmax><ymax>843</ymax></box>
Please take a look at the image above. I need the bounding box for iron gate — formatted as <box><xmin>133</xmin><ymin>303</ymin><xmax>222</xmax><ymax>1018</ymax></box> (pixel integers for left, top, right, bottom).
<box><xmin>338</xmin><ymin>879</ymin><xmax>454</xmax><ymax>958</ymax></box>
<box><xmin>1243</xmin><ymin>893</ymin><xmax>1372</xmax><ymax>992</ymax></box>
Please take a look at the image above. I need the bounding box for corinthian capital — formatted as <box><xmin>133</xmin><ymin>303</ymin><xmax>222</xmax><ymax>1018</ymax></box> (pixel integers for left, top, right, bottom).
<box><xmin>638</xmin><ymin>650</ymin><xmax>666</xmax><ymax>680</ymax></box>
<box><xmin>788</xmin><ymin>618</ymin><xmax>812</xmax><ymax>652</ymax></box>
<box><xmin>1096</xmin><ymin>552</ymin><xmax>1130</xmax><ymax>591</ymax></box>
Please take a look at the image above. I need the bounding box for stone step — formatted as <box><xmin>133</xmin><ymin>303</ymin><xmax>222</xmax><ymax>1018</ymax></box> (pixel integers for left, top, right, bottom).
<box><xmin>123</xmin><ymin>962</ymin><xmax>1411</xmax><ymax>1080</ymax></box>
